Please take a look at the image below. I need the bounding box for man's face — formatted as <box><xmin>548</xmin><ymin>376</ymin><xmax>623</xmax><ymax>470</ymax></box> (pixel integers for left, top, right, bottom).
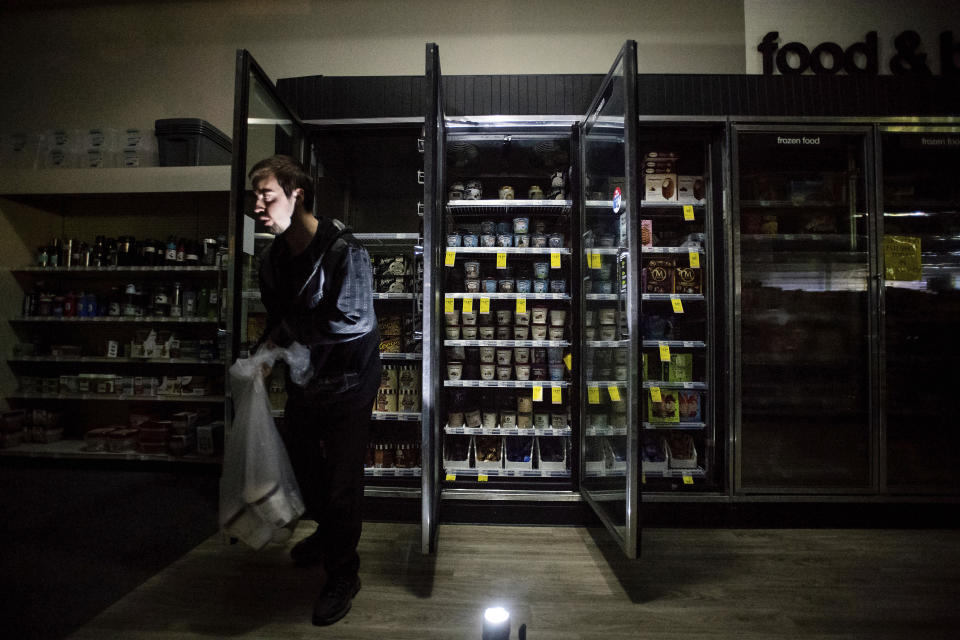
<box><xmin>253</xmin><ymin>175</ymin><xmax>299</xmax><ymax>235</ymax></box>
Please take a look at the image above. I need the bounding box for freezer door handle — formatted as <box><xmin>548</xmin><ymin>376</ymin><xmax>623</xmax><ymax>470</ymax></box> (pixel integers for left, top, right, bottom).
<box><xmin>417</xmin><ymin>170</ymin><xmax>425</xmax><ymax>185</ymax></box>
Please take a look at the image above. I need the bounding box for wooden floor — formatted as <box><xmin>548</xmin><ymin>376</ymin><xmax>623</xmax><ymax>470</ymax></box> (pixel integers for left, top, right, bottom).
<box><xmin>72</xmin><ymin>522</ymin><xmax>960</xmax><ymax>639</ymax></box>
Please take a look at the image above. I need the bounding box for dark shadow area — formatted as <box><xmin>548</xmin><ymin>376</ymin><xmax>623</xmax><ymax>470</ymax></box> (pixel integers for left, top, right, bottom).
<box><xmin>0</xmin><ymin>459</ymin><xmax>219</xmax><ymax>639</ymax></box>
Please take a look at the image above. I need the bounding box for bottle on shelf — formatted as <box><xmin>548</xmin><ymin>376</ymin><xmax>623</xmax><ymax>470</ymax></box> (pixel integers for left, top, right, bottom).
<box><xmin>165</xmin><ymin>236</ymin><xmax>178</xmax><ymax>265</ymax></box>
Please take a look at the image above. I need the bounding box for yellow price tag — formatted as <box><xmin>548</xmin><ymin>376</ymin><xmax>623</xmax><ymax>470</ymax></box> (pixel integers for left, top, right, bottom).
<box><xmin>659</xmin><ymin>343</ymin><xmax>671</xmax><ymax>362</ymax></box>
<box><xmin>444</xmin><ymin>297</ymin><xmax>455</xmax><ymax>313</ymax></box>
<box><xmin>550</xmin><ymin>251</ymin><xmax>561</xmax><ymax>269</ymax></box>
<box><xmin>587</xmin><ymin>386</ymin><xmax>600</xmax><ymax>404</ymax></box>
<box><xmin>445</xmin><ymin>473</ymin><xmax>456</xmax><ymax>482</ymax></box>
<box><xmin>563</xmin><ymin>354</ymin><xmax>572</xmax><ymax>370</ymax></box>
<box><xmin>591</xmin><ymin>252</ymin><xmax>603</xmax><ymax>269</ymax></box>
<box><xmin>496</xmin><ymin>252</ymin><xmax>507</xmax><ymax>269</ymax></box>
<box><xmin>444</xmin><ymin>250</ymin><xmax>456</xmax><ymax>266</ymax></box>
<box><xmin>516</xmin><ymin>297</ymin><xmax>526</xmax><ymax>314</ymax></box>
<box><xmin>478</xmin><ymin>474</ymin><xmax>489</xmax><ymax>482</ymax></box>
<box><xmin>462</xmin><ymin>297</ymin><xmax>473</xmax><ymax>313</ymax></box>
<box><xmin>532</xmin><ymin>386</ymin><xmax>543</xmax><ymax>402</ymax></box>
<box><xmin>608</xmin><ymin>385</ymin><xmax>621</xmax><ymax>402</ymax></box>
<box><xmin>683</xmin><ymin>205</ymin><xmax>695</xmax><ymax>221</ymax></box>
<box><xmin>551</xmin><ymin>386</ymin><xmax>562</xmax><ymax>404</ymax></box>
<box><xmin>650</xmin><ymin>386</ymin><xmax>662</xmax><ymax>403</ymax></box>
<box><xmin>671</xmin><ymin>297</ymin><xmax>684</xmax><ymax>314</ymax></box>
<box><xmin>682</xmin><ymin>474</ymin><xmax>694</xmax><ymax>485</ymax></box>
<box><xmin>479</xmin><ymin>297</ymin><xmax>490</xmax><ymax>314</ymax></box>
<box><xmin>689</xmin><ymin>251</ymin><xmax>700</xmax><ymax>268</ymax></box>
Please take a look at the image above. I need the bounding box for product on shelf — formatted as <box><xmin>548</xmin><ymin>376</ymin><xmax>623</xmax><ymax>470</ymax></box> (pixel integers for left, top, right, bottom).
<box><xmin>677</xmin><ymin>175</ymin><xmax>705</xmax><ymax>204</ymax></box>
<box><xmin>641</xmin><ymin>434</ymin><xmax>668</xmax><ymax>473</ymax></box>
<box><xmin>665</xmin><ymin>433</ymin><xmax>698</xmax><ymax>469</ymax></box>
<box><xmin>678</xmin><ymin>391</ymin><xmax>702</xmax><ymax>422</ymax></box>
<box><xmin>648</xmin><ymin>389</ymin><xmax>680</xmax><ymax>423</ymax></box>
<box><xmin>643</xmin><ymin>256</ymin><xmax>676</xmax><ymax>294</ymax></box>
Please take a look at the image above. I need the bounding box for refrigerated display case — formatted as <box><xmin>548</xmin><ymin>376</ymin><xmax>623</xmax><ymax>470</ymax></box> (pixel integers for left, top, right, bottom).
<box><xmin>634</xmin><ymin>122</ymin><xmax>725</xmax><ymax>493</ymax></box>
<box><xmin>879</xmin><ymin>126</ymin><xmax>960</xmax><ymax>494</ymax></box>
<box><xmin>732</xmin><ymin>125</ymin><xmax>875</xmax><ymax>492</ymax></box>
<box><xmin>436</xmin><ymin>117</ymin><xmax>579</xmax><ymax>489</ymax></box>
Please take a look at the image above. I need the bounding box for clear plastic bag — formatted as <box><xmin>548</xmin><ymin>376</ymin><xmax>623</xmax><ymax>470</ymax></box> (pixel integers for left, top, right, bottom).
<box><xmin>219</xmin><ymin>343</ymin><xmax>312</xmax><ymax>549</ymax></box>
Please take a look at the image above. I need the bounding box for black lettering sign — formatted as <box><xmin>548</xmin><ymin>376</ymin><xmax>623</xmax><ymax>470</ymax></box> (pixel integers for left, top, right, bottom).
<box><xmin>890</xmin><ymin>30</ymin><xmax>932</xmax><ymax>75</ymax></box>
<box><xmin>759</xmin><ymin>32</ymin><xmax>878</xmax><ymax>76</ymax></box>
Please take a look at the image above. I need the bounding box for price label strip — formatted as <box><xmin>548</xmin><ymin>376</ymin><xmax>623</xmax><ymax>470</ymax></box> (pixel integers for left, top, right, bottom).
<box><xmin>650</xmin><ymin>386</ymin><xmax>662</xmax><ymax>403</ymax></box>
<box><xmin>444</xmin><ymin>250</ymin><xmax>456</xmax><ymax>266</ymax></box>
<box><xmin>479</xmin><ymin>296</ymin><xmax>490</xmax><ymax>314</ymax></box>
<box><xmin>445</xmin><ymin>473</ymin><xmax>456</xmax><ymax>482</ymax></box>
<box><xmin>683</xmin><ymin>205</ymin><xmax>695</xmax><ymax>221</ymax></box>
<box><xmin>550</xmin><ymin>251</ymin><xmax>561</xmax><ymax>269</ymax></box>
<box><xmin>462</xmin><ymin>296</ymin><xmax>473</xmax><ymax>313</ymax></box>
<box><xmin>588</xmin><ymin>386</ymin><xmax>600</xmax><ymax>405</ymax></box>
<box><xmin>682</xmin><ymin>474</ymin><xmax>694</xmax><ymax>485</ymax></box>
<box><xmin>608</xmin><ymin>385</ymin><xmax>621</xmax><ymax>402</ymax></box>
<box><xmin>671</xmin><ymin>296</ymin><xmax>684</xmax><ymax>314</ymax></box>
<box><xmin>591</xmin><ymin>253</ymin><xmax>603</xmax><ymax>270</ymax></box>
<box><xmin>551</xmin><ymin>386</ymin><xmax>562</xmax><ymax>404</ymax></box>
<box><xmin>532</xmin><ymin>385</ymin><xmax>543</xmax><ymax>402</ymax></box>
<box><xmin>659</xmin><ymin>342</ymin><xmax>671</xmax><ymax>362</ymax></box>
<box><xmin>444</xmin><ymin>297</ymin><xmax>455</xmax><ymax>313</ymax></box>
<box><xmin>478</xmin><ymin>474</ymin><xmax>489</xmax><ymax>482</ymax></box>
<box><xmin>496</xmin><ymin>252</ymin><xmax>507</xmax><ymax>269</ymax></box>
<box><xmin>563</xmin><ymin>353</ymin><xmax>572</xmax><ymax>371</ymax></box>
<box><xmin>689</xmin><ymin>250</ymin><xmax>700</xmax><ymax>268</ymax></box>
<box><xmin>516</xmin><ymin>297</ymin><xmax>526</xmax><ymax>314</ymax></box>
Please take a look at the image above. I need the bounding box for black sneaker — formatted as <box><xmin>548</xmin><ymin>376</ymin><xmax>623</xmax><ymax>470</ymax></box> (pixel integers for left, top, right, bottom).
<box><xmin>312</xmin><ymin>574</ymin><xmax>361</xmax><ymax>626</ymax></box>
<box><xmin>290</xmin><ymin>530</ymin><xmax>324</xmax><ymax>567</ymax></box>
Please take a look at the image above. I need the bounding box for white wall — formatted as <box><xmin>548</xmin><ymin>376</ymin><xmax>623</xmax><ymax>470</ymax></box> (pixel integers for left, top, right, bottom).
<box><xmin>0</xmin><ymin>0</ymin><xmax>744</xmax><ymax>137</ymax></box>
<box><xmin>744</xmin><ymin>0</ymin><xmax>960</xmax><ymax>74</ymax></box>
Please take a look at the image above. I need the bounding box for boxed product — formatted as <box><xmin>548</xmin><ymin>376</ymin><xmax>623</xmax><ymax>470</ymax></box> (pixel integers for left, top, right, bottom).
<box><xmin>473</xmin><ymin>435</ymin><xmax>503</xmax><ymax>470</ymax></box>
<box><xmin>677</xmin><ymin>175</ymin><xmax>705</xmax><ymax>204</ymax></box>
<box><xmin>666</xmin><ymin>433</ymin><xmax>698</xmax><ymax>469</ymax></box>
<box><xmin>504</xmin><ymin>436</ymin><xmax>534</xmax><ymax>470</ymax></box>
<box><xmin>168</xmin><ymin>432</ymin><xmax>196</xmax><ymax>456</ymax></box>
<box><xmin>641</xmin><ymin>434</ymin><xmax>668</xmax><ymax>473</ymax></box>
<box><xmin>196</xmin><ymin>420</ymin><xmax>224</xmax><ymax>456</ymax></box>
<box><xmin>644</xmin><ymin>256</ymin><xmax>676</xmax><ymax>294</ymax></box>
<box><xmin>171</xmin><ymin>411</ymin><xmax>199</xmax><ymax>432</ymax></box>
<box><xmin>377</xmin><ymin>277</ymin><xmax>408</xmax><ymax>294</ymax></box>
<box><xmin>375</xmin><ymin>255</ymin><xmax>408</xmax><ymax>277</ymax></box>
<box><xmin>157</xmin><ymin>376</ymin><xmax>181</xmax><ymax>396</ymax></box>
<box><xmin>644</xmin><ymin>172</ymin><xmax>678</xmax><ymax>202</ymax></box>
<box><xmin>648</xmin><ymin>388</ymin><xmax>680</xmax><ymax>423</ymax></box>
<box><xmin>664</xmin><ymin>353</ymin><xmax>693</xmax><ymax>383</ymax></box>
<box><xmin>678</xmin><ymin>391</ymin><xmax>702</xmax><ymax>422</ymax></box>
<box><xmin>536</xmin><ymin>436</ymin><xmax>567</xmax><ymax>472</ymax></box>
<box><xmin>675</xmin><ymin>265</ymin><xmax>701</xmax><ymax>294</ymax></box>
<box><xmin>641</xmin><ymin>219</ymin><xmax>653</xmax><ymax>247</ymax></box>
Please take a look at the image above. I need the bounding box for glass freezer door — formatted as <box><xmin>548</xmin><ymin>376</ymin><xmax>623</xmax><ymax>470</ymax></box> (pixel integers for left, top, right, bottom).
<box><xmin>732</xmin><ymin>126</ymin><xmax>875</xmax><ymax>492</ymax></box>
<box><xmin>579</xmin><ymin>41</ymin><xmax>642</xmax><ymax>559</ymax></box>
<box><xmin>228</xmin><ymin>50</ymin><xmax>312</xmax><ymax>366</ymax></box>
<box><xmin>421</xmin><ymin>42</ymin><xmax>445</xmax><ymax>554</ymax></box>
<box><xmin>880</xmin><ymin>127</ymin><xmax>960</xmax><ymax>493</ymax></box>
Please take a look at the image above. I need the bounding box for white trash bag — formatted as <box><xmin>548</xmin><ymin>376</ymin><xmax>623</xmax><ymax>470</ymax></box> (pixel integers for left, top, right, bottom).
<box><xmin>219</xmin><ymin>343</ymin><xmax>312</xmax><ymax>549</ymax></box>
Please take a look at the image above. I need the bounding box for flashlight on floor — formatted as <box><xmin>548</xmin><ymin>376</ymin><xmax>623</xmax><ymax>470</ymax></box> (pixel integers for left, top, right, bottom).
<box><xmin>482</xmin><ymin>607</ymin><xmax>509</xmax><ymax>640</ymax></box>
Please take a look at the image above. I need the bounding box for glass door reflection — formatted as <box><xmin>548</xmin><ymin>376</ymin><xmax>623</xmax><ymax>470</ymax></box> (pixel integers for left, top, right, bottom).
<box><xmin>579</xmin><ymin>41</ymin><xmax>640</xmax><ymax>558</ymax></box>
<box><xmin>734</xmin><ymin>127</ymin><xmax>873</xmax><ymax>491</ymax></box>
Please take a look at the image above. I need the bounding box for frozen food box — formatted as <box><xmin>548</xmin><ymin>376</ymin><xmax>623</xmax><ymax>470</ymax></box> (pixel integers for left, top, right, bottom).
<box><xmin>643</xmin><ymin>256</ymin><xmax>676</xmax><ymax>294</ymax></box>
<box><xmin>677</xmin><ymin>175</ymin><xmax>705</xmax><ymax>204</ymax></box>
<box><xmin>648</xmin><ymin>388</ymin><xmax>680</xmax><ymax>423</ymax></box>
<box><xmin>644</xmin><ymin>172</ymin><xmax>678</xmax><ymax>202</ymax></box>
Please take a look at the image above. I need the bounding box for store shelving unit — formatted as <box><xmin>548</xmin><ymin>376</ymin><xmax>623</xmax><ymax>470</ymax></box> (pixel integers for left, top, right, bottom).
<box><xmin>0</xmin><ymin>166</ymin><xmax>229</xmax><ymax>461</ymax></box>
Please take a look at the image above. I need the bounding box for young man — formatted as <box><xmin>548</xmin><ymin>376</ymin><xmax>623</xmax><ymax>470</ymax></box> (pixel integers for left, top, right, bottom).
<box><xmin>251</xmin><ymin>155</ymin><xmax>380</xmax><ymax>626</ymax></box>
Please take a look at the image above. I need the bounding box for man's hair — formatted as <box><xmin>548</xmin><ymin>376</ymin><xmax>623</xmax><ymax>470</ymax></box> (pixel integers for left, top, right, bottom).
<box><xmin>248</xmin><ymin>154</ymin><xmax>314</xmax><ymax>211</ymax></box>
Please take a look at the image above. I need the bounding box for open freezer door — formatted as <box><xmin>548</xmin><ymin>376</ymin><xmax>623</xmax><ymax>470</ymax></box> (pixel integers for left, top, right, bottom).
<box><xmin>578</xmin><ymin>41</ymin><xmax>642</xmax><ymax>559</ymax></box>
<box><xmin>421</xmin><ymin>42</ymin><xmax>445</xmax><ymax>554</ymax></box>
<box><xmin>228</xmin><ymin>50</ymin><xmax>312</xmax><ymax>366</ymax></box>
